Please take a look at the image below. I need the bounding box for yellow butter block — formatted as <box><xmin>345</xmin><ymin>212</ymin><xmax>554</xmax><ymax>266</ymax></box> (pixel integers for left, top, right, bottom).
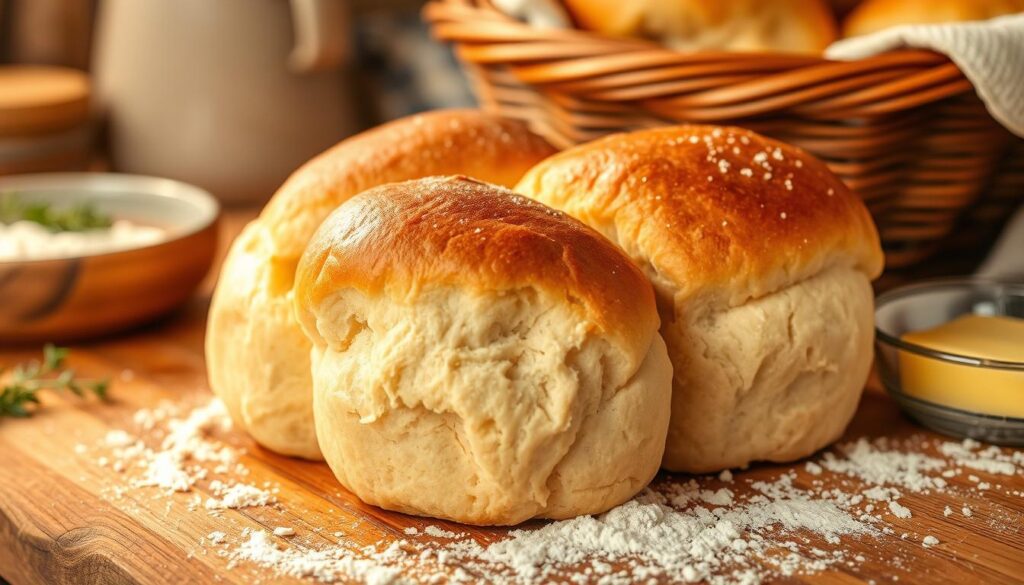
<box><xmin>899</xmin><ymin>314</ymin><xmax>1024</xmax><ymax>418</ymax></box>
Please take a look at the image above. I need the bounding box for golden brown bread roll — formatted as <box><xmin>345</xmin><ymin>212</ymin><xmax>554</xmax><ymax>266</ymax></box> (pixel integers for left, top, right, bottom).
<box><xmin>515</xmin><ymin>125</ymin><xmax>884</xmax><ymax>472</ymax></box>
<box><xmin>562</xmin><ymin>0</ymin><xmax>838</xmax><ymax>54</ymax></box>
<box><xmin>293</xmin><ymin>176</ymin><xmax>672</xmax><ymax>524</ymax></box>
<box><xmin>205</xmin><ymin>110</ymin><xmax>556</xmax><ymax>460</ymax></box>
<box><xmin>844</xmin><ymin>0</ymin><xmax>1024</xmax><ymax>37</ymax></box>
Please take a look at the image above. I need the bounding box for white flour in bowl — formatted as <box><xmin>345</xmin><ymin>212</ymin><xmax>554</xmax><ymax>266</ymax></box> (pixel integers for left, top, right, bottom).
<box><xmin>0</xmin><ymin>219</ymin><xmax>165</xmax><ymax>261</ymax></box>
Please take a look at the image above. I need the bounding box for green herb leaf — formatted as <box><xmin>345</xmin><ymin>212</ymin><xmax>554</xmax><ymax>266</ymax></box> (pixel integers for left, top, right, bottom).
<box><xmin>43</xmin><ymin>343</ymin><xmax>68</xmax><ymax>371</ymax></box>
<box><xmin>0</xmin><ymin>192</ymin><xmax>113</xmax><ymax>232</ymax></box>
<box><xmin>0</xmin><ymin>346</ymin><xmax>110</xmax><ymax>418</ymax></box>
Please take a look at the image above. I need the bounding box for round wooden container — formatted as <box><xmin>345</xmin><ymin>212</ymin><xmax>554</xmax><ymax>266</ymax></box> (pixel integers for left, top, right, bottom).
<box><xmin>0</xmin><ymin>66</ymin><xmax>94</xmax><ymax>176</ymax></box>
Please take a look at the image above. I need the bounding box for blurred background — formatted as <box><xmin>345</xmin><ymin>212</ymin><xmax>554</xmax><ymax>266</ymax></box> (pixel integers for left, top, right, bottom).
<box><xmin>0</xmin><ymin>0</ymin><xmax>1019</xmax><ymax>277</ymax></box>
<box><xmin>0</xmin><ymin>0</ymin><xmax>477</xmax><ymax>204</ymax></box>
<box><xmin>0</xmin><ymin>0</ymin><xmax>1019</xmax><ymax>342</ymax></box>
<box><xmin>1</xmin><ymin>0</ymin><xmax>1001</xmax><ymax>212</ymax></box>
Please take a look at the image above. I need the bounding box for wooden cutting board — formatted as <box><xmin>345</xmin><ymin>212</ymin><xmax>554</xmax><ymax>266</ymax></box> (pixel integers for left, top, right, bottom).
<box><xmin>1</xmin><ymin>209</ymin><xmax>1022</xmax><ymax>585</ymax></box>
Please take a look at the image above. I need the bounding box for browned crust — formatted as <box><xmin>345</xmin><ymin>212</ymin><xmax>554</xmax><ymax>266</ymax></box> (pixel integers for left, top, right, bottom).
<box><xmin>514</xmin><ymin>125</ymin><xmax>884</xmax><ymax>308</ymax></box>
<box><xmin>260</xmin><ymin>109</ymin><xmax>558</xmax><ymax>260</ymax></box>
<box><xmin>294</xmin><ymin>176</ymin><xmax>659</xmax><ymax>355</ymax></box>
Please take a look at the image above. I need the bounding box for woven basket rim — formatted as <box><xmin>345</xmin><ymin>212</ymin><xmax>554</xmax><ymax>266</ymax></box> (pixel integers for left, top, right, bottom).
<box><xmin>423</xmin><ymin>0</ymin><xmax>1022</xmax><ymax>278</ymax></box>
<box><xmin>423</xmin><ymin>0</ymin><xmax>958</xmax><ymax>70</ymax></box>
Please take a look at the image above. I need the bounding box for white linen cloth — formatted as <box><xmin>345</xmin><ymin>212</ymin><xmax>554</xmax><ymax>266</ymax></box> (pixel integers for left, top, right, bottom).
<box><xmin>826</xmin><ymin>14</ymin><xmax>1024</xmax><ymax>139</ymax></box>
<box><xmin>976</xmin><ymin>204</ymin><xmax>1024</xmax><ymax>279</ymax></box>
<box><xmin>828</xmin><ymin>14</ymin><xmax>1024</xmax><ymax>275</ymax></box>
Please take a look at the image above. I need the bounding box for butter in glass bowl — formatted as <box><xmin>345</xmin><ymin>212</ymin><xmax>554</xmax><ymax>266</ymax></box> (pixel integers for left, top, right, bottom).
<box><xmin>899</xmin><ymin>314</ymin><xmax>1024</xmax><ymax>418</ymax></box>
<box><xmin>875</xmin><ymin>278</ymin><xmax>1024</xmax><ymax>445</ymax></box>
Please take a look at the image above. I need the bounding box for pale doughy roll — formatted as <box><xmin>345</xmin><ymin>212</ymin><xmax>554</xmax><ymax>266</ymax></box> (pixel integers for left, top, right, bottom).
<box><xmin>515</xmin><ymin>125</ymin><xmax>884</xmax><ymax>473</ymax></box>
<box><xmin>205</xmin><ymin>110</ymin><xmax>557</xmax><ymax>459</ymax></box>
<box><xmin>293</xmin><ymin>176</ymin><xmax>673</xmax><ymax>525</ymax></box>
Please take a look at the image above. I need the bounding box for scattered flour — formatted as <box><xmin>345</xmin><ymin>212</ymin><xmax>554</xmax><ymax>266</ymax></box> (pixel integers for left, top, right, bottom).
<box><xmin>133</xmin><ymin>400</ymin><xmax>177</xmax><ymax>431</ymax></box>
<box><xmin>125</xmin><ymin>399</ymin><xmax>238</xmax><ymax>493</ymax></box>
<box><xmin>471</xmin><ymin>485</ymin><xmax>870</xmax><ymax>584</ymax></box>
<box><xmin>888</xmin><ymin>501</ymin><xmax>912</xmax><ymax>519</ymax></box>
<box><xmin>699</xmin><ymin>487</ymin><xmax>735</xmax><ymax>506</ymax></box>
<box><xmin>822</xmin><ymin>438</ymin><xmax>947</xmax><ymax>492</ymax></box>
<box><xmin>91</xmin><ymin>398</ymin><xmax>275</xmax><ymax>512</ymax></box>
<box><xmin>232</xmin><ymin>529</ymin><xmax>404</xmax><ymax>585</ymax></box>
<box><xmin>422</xmin><ymin>526</ymin><xmax>462</xmax><ymax>539</ymax></box>
<box><xmin>205</xmin><ymin>481</ymin><xmax>275</xmax><ymax>510</ymax></box>
<box><xmin>104</xmin><ymin>429</ymin><xmax>135</xmax><ymax>448</ymax></box>
<box><xmin>82</xmin><ymin>400</ymin><xmax>1023</xmax><ymax>585</ymax></box>
<box><xmin>939</xmin><ymin>440</ymin><xmax>1017</xmax><ymax>476</ymax></box>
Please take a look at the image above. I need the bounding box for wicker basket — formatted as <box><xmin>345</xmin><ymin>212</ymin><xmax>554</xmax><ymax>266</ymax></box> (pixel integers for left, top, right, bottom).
<box><xmin>424</xmin><ymin>0</ymin><xmax>1024</xmax><ymax>278</ymax></box>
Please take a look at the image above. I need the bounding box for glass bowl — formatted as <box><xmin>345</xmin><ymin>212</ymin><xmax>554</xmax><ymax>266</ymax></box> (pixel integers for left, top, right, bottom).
<box><xmin>874</xmin><ymin>278</ymin><xmax>1024</xmax><ymax>446</ymax></box>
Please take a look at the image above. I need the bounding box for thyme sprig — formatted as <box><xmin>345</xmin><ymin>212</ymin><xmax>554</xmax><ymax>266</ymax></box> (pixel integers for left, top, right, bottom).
<box><xmin>0</xmin><ymin>345</ymin><xmax>109</xmax><ymax>418</ymax></box>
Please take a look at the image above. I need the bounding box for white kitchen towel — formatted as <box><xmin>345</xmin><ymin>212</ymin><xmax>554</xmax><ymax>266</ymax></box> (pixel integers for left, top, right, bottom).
<box><xmin>976</xmin><ymin>204</ymin><xmax>1024</xmax><ymax>279</ymax></box>
<box><xmin>826</xmin><ymin>13</ymin><xmax>1024</xmax><ymax>138</ymax></box>
<box><xmin>491</xmin><ymin>0</ymin><xmax>571</xmax><ymax>28</ymax></box>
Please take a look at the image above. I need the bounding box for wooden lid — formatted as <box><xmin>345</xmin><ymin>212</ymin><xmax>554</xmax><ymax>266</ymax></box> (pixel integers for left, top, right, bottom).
<box><xmin>0</xmin><ymin>66</ymin><xmax>90</xmax><ymax>136</ymax></box>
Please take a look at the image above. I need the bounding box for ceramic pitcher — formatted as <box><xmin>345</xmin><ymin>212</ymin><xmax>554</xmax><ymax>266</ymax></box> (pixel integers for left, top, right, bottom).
<box><xmin>93</xmin><ymin>0</ymin><xmax>356</xmax><ymax>204</ymax></box>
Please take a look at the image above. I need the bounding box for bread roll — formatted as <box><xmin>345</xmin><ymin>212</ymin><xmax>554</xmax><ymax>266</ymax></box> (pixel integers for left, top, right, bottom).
<box><xmin>205</xmin><ymin>110</ymin><xmax>556</xmax><ymax>460</ymax></box>
<box><xmin>515</xmin><ymin>126</ymin><xmax>884</xmax><ymax>473</ymax></box>
<box><xmin>293</xmin><ymin>176</ymin><xmax>672</xmax><ymax>525</ymax></box>
<box><xmin>845</xmin><ymin>0</ymin><xmax>1024</xmax><ymax>37</ymax></box>
<box><xmin>562</xmin><ymin>0</ymin><xmax>838</xmax><ymax>54</ymax></box>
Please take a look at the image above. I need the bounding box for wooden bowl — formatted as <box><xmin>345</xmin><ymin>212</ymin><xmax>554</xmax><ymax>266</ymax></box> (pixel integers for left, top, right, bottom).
<box><xmin>0</xmin><ymin>173</ymin><xmax>219</xmax><ymax>343</ymax></box>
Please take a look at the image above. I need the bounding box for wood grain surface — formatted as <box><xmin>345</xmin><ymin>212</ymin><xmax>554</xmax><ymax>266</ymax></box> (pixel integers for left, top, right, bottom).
<box><xmin>0</xmin><ymin>209</ymin><xmax>1022</xmax><ymax>585</ymax></box>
